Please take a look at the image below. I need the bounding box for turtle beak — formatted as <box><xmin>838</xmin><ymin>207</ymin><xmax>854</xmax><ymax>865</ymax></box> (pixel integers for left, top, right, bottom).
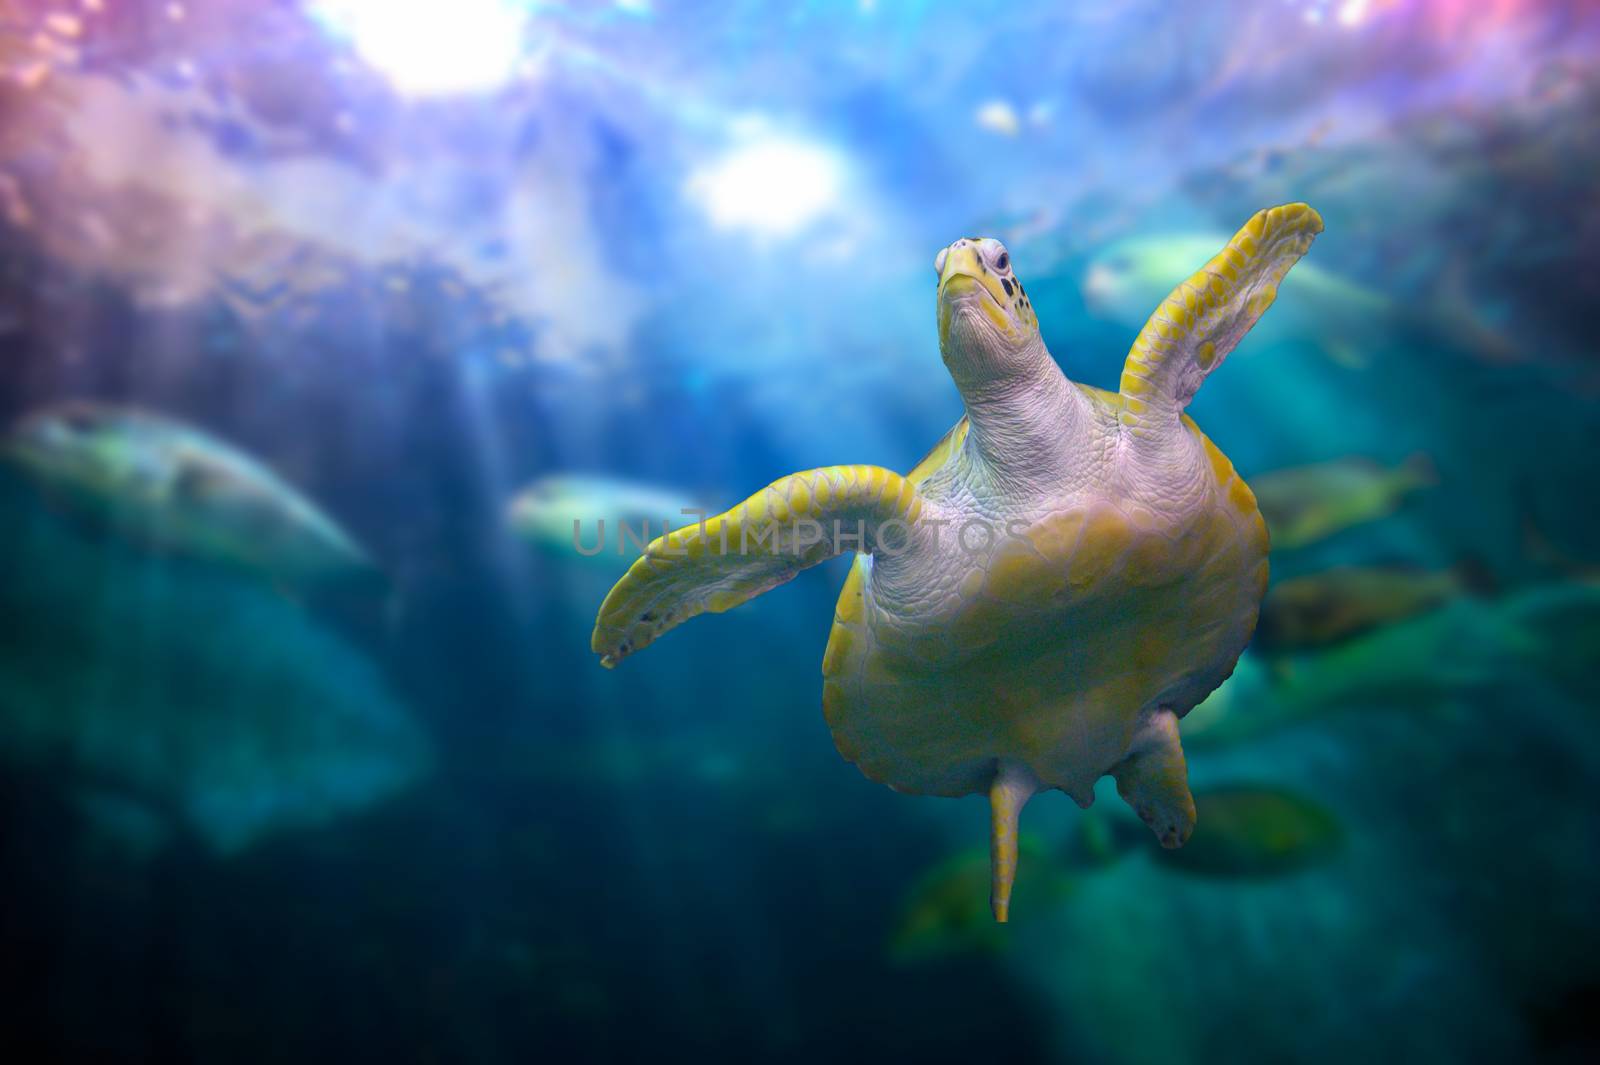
<box><xmin>937</xmin><ymin>242</ymin><xmax>1008</xmax><ymax>308</ymax></box>
<box><xmin>937</xmin><ymin>240</ymin><xmax>1020</xmax><ymax>342</ymax></box>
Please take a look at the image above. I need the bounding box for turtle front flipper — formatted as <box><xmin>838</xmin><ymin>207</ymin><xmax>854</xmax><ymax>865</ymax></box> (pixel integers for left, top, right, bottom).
<box><xmin>1119</xmin><ymin>203</ymin><xmax>1323</xmax><ymax>419</ymax></box>
<box><xmin>1110</xmin><ymin>708</ymin><xmax>1197</xmax><ymax>849</ymax></box>
<box><xmin>592</xmin><ymin>465</ymin><xmax>925</xmax><ymax>667</ymax></box>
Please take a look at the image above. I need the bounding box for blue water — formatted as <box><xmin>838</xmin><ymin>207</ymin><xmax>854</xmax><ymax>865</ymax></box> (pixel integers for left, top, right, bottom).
<box><xmin>1</xmin><ymin>1</ymin><xmax>1598</xmax><ymax>1061</ymax></box>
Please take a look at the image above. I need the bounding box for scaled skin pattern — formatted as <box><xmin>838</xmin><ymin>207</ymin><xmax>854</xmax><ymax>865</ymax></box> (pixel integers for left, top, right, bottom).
<box><xmin>593</xmin><ymin>204</ymin><xmax>1324</xmax><ymax>921</ymax></box>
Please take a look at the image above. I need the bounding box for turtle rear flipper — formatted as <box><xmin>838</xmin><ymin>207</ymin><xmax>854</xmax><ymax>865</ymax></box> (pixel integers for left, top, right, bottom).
<box><xmin>1111</xmin><ymin>707</ymin><xmax>1197</xmax><ymax>849</ymax></box>
<box><xmin>1119</xmin><ymin>203</ymin><xmax>1323</xmax><ymax>419</ymax></box>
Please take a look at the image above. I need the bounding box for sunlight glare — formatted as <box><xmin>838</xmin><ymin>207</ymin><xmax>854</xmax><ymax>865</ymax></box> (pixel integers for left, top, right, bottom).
<box><xmin>686</xmin><ymin>137</ymin><xmax>845</xmax><ymax>238</ymax></box>
<box><xmin>310</xmin><ymin>0</ymin><xmax>529</xmax><ymax>96</ymax></box>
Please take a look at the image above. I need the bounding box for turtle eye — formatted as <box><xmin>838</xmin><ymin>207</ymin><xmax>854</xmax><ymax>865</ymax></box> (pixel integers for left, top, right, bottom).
<box><xmin>995</xmin><ymin>251</ymin><xmax>1010</xmax><ymax>272</ymax></box>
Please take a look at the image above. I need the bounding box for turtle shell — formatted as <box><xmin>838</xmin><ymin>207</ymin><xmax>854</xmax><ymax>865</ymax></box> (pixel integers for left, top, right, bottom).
<box><xmin>820</xmin><ymin>397</ymin><xmax>1268</xmax><ymax>802</ymax></box>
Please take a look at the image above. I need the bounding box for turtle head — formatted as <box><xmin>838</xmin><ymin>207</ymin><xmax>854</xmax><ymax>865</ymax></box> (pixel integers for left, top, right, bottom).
<box><xmin>935</xmin><ymin>237</ymin><xmax>1041</xmax><ymax>387</ymax></box>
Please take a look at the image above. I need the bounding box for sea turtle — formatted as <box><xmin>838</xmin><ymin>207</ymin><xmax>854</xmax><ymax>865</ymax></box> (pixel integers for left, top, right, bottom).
<box><xmin>593</xmin><ymin>203</ymin><xmax>1324</xmax><ymax>920</ymax></box>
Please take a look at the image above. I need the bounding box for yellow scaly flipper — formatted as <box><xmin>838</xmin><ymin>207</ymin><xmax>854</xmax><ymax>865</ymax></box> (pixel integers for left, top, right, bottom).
<box><xmin>1119</xmin><ymin>203</ymin><xmax>1324</xmax><ymax>418</ymax></box>
<box><xmin>592</xmin><ymin>465</ymin><xmax>925</xmax><ymax>667</ymax></box>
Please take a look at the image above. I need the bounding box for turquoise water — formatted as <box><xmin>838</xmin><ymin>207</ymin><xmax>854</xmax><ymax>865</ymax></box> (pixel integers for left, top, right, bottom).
<box><xmin>1</xmin><ymin>1</ymin><xmax>1597</xmax><ymax>1061</ymax></box>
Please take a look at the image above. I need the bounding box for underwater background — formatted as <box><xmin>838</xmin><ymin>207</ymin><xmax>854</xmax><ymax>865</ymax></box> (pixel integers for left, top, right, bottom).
<box><xmin>1</xmin><ymin>1</ymin><xmax>1598</xmax><ymax>1061</ymax></box>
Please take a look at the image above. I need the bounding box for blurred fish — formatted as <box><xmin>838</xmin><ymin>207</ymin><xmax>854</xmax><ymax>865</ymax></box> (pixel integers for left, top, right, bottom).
<box><xmin>1152</xmin><ymin>786</ymin><xmax>1344</xmax><ymax>879</ymax></box>
<box><xmin>1179</xmin><ymin>651</ymin><xmax>1272</xmax><ymax>742</ymax></box>
<box><xmin>1082</xmin><ymin>231</ymin><xmax>1518</xmax><ymax>369</ymax></box>
<box><xmin>1510</xmin><ymin>498</ymin><xmax>1600</xmax><ymax>697</ymax></box>
<box><xmin>0</xmin><ymin>495</ymin><xmax>432</xmax><ymax>856</ymax></box>
<box><xmin>1499</xmin><ymin>581</ymin><xmax>1600</xmax><ymax>705</ymax></box>
<box><xmin>888</xmin><ymin>838</ymin><xmax>1069</xmax><ymax>964</ymax></box>
<box><xmin>1251</xmin><ymin>453</ymin><xmax>1437</xmax><ymax>550</ymax></box>
<box><xmin>894</xmin><ymin>786</ymin><xmax>1345</xmax><ymax>928</ymax></box>
<box><xmin>1255</xmin><ymin>562</ymin><xmax>1485</xmax><ymax>654</ymax></box>
<box><xmin>1</xmin><ymin>401</ymin><xmax>373</xmax><ymax>585</ymax></box>
<box><xmin>1186</xmin><ymin>598</ymin><xmax>1530</xmax><ymax>747</ymax></box>
<box><xmin>1082</xmin><ymin>232</ymin><xmax>1387</xmax><ymax>368</ymax></box>
<box><xmin>506</xmin><ymin>473</ymin><xmax>703</xmax><ymax>559</ymax></box>
<box><xmin>1057</xmin><ymin>784</ymin><xmax>1345</xmax><ymax>880</ymax></box>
